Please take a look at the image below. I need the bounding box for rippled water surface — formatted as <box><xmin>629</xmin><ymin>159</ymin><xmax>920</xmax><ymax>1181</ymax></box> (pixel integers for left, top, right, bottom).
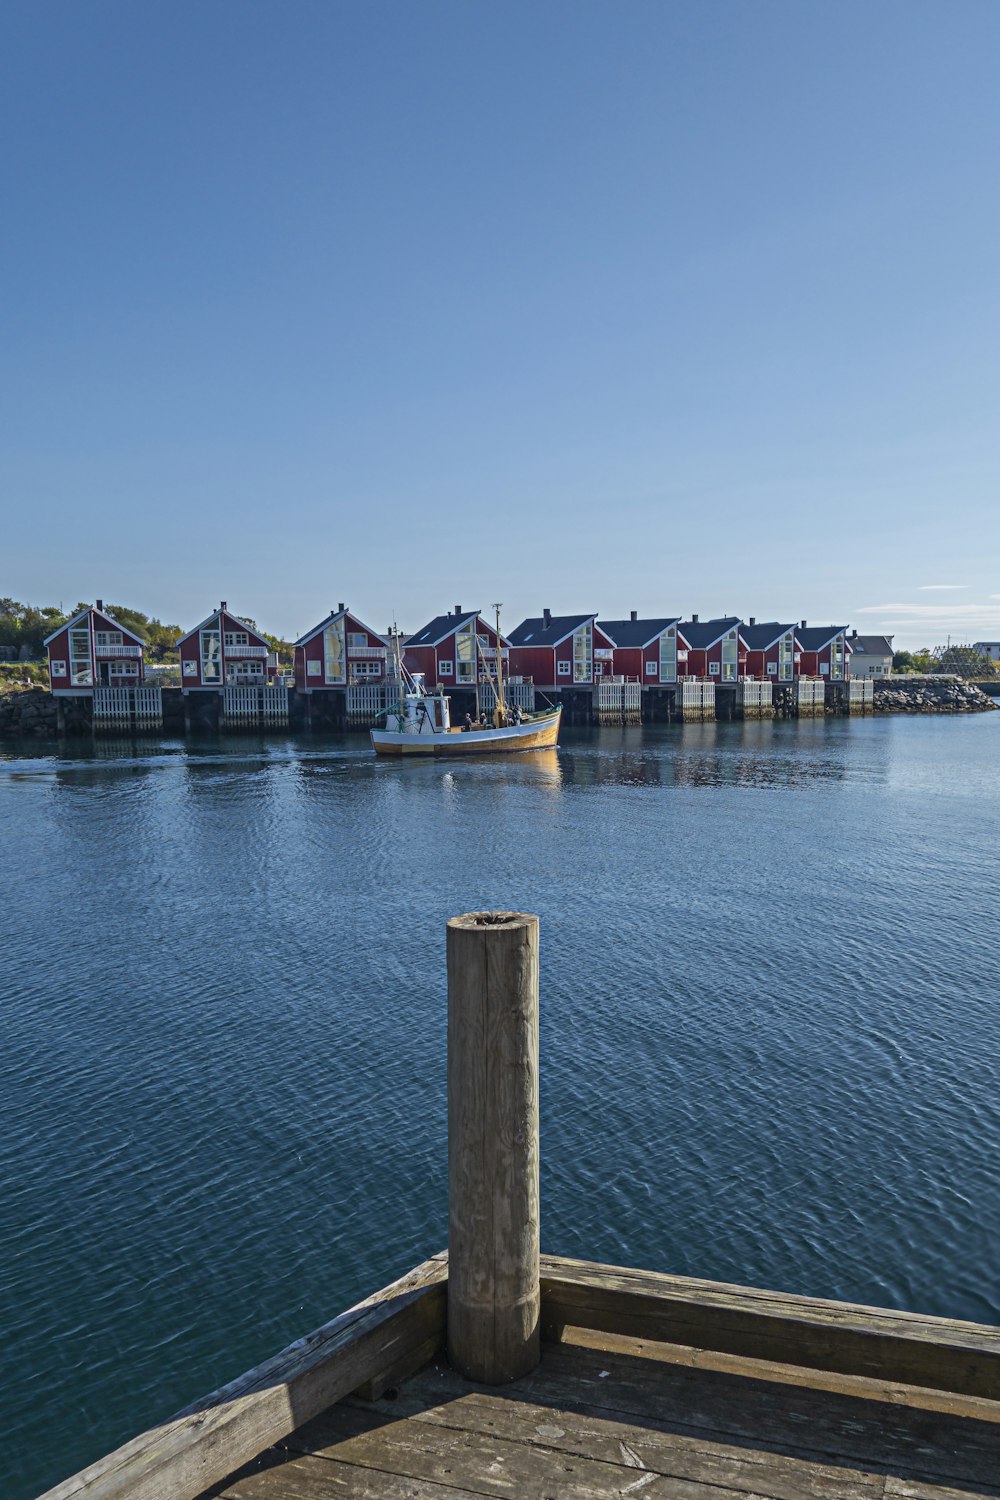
<box><xmin>3</xmin><ymin>715</ymin><xmax>1000</xmax><ymax>1497</ymax></box>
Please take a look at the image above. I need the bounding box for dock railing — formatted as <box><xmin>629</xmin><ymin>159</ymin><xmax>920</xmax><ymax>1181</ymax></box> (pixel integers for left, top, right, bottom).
<box><xmin>40</xmin><ymin>910</ymin><xmax>1000</xmax><ymax>1500</ymax></box>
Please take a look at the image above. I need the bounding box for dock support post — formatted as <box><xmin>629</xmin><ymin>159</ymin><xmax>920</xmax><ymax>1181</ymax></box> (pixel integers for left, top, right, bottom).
<box><xmin>447</xmin><ymin>910</ymin><xmax>540</xmax><ymax>1384</ymax></box>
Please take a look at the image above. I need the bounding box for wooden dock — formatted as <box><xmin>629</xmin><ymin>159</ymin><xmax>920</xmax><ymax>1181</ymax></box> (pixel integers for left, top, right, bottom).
<box><xmin>41</xmin><ymin>912</ymin><xmax>1000</xmax><ymax>1500</ymax></box>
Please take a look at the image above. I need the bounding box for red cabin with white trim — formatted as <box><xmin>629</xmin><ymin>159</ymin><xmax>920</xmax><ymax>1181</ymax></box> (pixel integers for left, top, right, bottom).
<box><xmin>507</xmin><ymin>611</ymin><xmax>613</xmax><ymax>688</ymax></box>
<box><xmin>177</xmin><ymin>602</ymin><xmax>277</xmax><ymax>690</ymax></box>
<box><xmin>676</xmin><ymin>617</ymin><xmax>745</xmax><ymax>681</ymax></box>
<box><xmin>294</xmin><ymin>606</ymin><xmax>388</xmax><ymax>691</ymax></box>
<box><xmin>739</xmin><ymin>620</ymin><xmax>798</xmax><ymax>682</ymax></box>
<box><xmin>45</xmin><ymin>601</ymin><xmax>146</xmax><ymax>694</ymax></box>
<box><xmin>404</xmin><ymin>607</ymin><xmax>509</xmax><ymax>689</ymax></box>
<box><xmin>597</xmin><ymin>614</ymin><xmax>682</xmax><ymax>685</ymax></box>
<box><xmin>794</xmin><ymin>623</ymin><xmax>851</xmax><ymax>681</ymax></box>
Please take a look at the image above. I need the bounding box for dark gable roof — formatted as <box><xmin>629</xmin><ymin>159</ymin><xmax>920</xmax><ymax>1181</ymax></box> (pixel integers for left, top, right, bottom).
<box><xmin>849</xmin><ymin>634</ymin><xmax>893</xmax><ymax>655</ymax></box>
<box><xmin>740</xmin><ymin>621</ymin><xmax>795</xmax><ymax>651</ymax></box>
<box><xmin>599</xmin><ymin>618</ymin><xmax>680</xmax><ymax>649</ymax></box>
<box><xmin>678</xmin><ymin>616</ymin><xmax>741</xmax><ymax>650</ymax></box>
<box><xmin>796</xmin><ymin>625</ymin><xmax>847</xmax><ymax>651</ymax></box>
<box><xmin>407</xmin><ymin>610</ymin><xmax>480</xmax><ymax>648</ymax></box>
<box><xmin>508</xmin><ymin>614</ymin><xmax>595</xmax><ymax>647</ymax></box>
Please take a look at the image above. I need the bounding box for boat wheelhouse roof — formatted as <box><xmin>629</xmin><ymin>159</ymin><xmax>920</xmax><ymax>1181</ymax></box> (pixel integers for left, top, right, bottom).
<box><xmin>795</xmin><ymin>625</ymin><xmax>849</xmax><ymax>651</ymax></box>
<box><xmin>740</xmin><ymin>621</ymin><xmax>796</xmax><ymax>651</ymax></box>
<box><xmin>176</xmin><ymin>607</ymin><xmax>266</xmax><ymax>647</ymax></box>
<box><xmin>44</xmin><ymin>605</ymin><xmax>146</xmax><ymax>649</ymax></box>
<box><xmin>678</xmin><ymin>616</ymin><xmax>742</xmax><ymax>650</ymax></box>
<box><xmin>598</xmin><ymin>617</ymin><xmax>681</xmax><ymax>649</ymax></box>
<box><xmin>508</xmin><ymin>613</ymin><xmax>597</xmax><ymax>648</ymax></box>
<box><xmin>294</xmin><ymin>607</ymin><xmax>384</xmax><ymax>649</ymax></box>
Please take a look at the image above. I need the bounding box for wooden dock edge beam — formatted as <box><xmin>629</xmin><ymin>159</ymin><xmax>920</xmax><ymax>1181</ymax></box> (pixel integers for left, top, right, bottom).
<box><xmin>39</xmin><ymin>1251</ymin><xmax>1000</xmax><ymax>1500</ymax></box>
<box><xmin>37</xmin><ymin>1253</ymin><xmax>448</xmax><ymax>1500</ymax></box>
<box><xmin>539</xmin><ymin>1254</ymin><xmax>1000</xmax><ymax>1400</ymax></box>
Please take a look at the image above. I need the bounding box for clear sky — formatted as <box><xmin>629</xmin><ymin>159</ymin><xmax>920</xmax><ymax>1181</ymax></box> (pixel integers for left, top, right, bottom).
<box><xmin>3</xmin><ymin>0</ymin><xmax>999</xmax><ymax>648</ymax></box>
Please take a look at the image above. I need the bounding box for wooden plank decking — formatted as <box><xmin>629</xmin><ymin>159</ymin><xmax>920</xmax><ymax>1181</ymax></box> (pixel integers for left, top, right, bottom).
<box><xmin>204</xmin><ymin>1326</ymin><xmax>1000</xmax><ymax>1499</ymax></box>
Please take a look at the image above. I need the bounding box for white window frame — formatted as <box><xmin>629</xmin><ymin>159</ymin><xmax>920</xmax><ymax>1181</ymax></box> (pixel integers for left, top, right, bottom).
<box><xmin>307</xmin><ymin>659</ymin><xmax>322</xmax><ymax>677</ymax></box>
<box><xmin>438</xmin><ymin>659</ymin><xmax>454</xmax><ymax>675</ymax></box>
<box><xmin>183</xmin><ymin>660</ymin><xmax>198</xmax><ymax>677</ymax></box>
<box><xmin>347</xmin><ymin>632</ymin><xmax>366</xmax><ymax>649</ymax></box>
<box><xmin>709</xmin><ymin>662</ymin><xmax>720</xmax><ymax>675</ymax></box>
<box><xmin>557</xmin><ymin>659</ymin><xmax>571</xmax><ymax>676</ymax></box>
<box><xmin>646</xmin><ymin>661</ymin><xmax>657</xmax><ymax>676</ymax></box>
<box><xmin>50</xmin><ymin>659</ymin><xmax>67</xmax><ymax>677</ymax></box>
<box><xmin>767</xmin><ymin>662</ymin><xmax>777</xmax><ymax>676</ymax></box>
<box><xmin>224</xmin><ymin>631</ymin><xmax>250</xmax><ymax>648</ymax></box>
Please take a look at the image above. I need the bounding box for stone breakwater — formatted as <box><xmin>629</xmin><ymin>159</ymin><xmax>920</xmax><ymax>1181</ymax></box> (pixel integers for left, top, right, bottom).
<box><xmin>873</xmin><ymin>677</ymin><xmax>998</xmax><ymax>714</ymax></box>
<box><xmin>0</xmin><ymin>688</ymin><xmax>62</xmax><ymax>737</ymax></box>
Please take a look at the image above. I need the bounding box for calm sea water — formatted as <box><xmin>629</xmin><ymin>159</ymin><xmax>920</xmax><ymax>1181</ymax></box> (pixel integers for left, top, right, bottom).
<box><xmin>3</xmin><ymin>714</ymin><xmax>1000</xmax><ymax>1497</ymax></box>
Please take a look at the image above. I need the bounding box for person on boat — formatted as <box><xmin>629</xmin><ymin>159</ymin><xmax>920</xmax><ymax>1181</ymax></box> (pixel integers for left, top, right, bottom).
<box><xmin>462</xmin><ymin>712</ymin><xmax>474</xmax><ymax>732</ymax></box>
<box><xmin>513</xmin><ymin>704</ymin><xmax>523</xmax><ymax>725</ymax></box>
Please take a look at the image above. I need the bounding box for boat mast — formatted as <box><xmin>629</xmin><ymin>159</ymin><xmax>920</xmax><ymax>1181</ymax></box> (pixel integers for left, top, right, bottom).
<box><xmin>493</xmin><ymin>603</ymin><xmax>506</xmax><ymax>723</ymax></box>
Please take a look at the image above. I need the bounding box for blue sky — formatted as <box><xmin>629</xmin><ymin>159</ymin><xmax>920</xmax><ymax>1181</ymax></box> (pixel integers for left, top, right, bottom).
<box><xmin>3</xmin><ymin>0</ymin><xmax>999</xmax><ymax>648</ymax></box>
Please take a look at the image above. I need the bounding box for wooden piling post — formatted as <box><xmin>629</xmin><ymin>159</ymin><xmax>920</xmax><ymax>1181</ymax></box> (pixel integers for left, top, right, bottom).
<box><xmin>447</xmin><ymin>910</ymin><xmax>540</xmax><ymax>1384</ymax></box>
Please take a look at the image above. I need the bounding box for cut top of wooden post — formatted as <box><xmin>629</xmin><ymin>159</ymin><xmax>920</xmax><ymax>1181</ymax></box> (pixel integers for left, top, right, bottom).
<box><xmin>446</xmin><ymin>910</ymin><xmax>537</xmax><ymax>930</ymax></box>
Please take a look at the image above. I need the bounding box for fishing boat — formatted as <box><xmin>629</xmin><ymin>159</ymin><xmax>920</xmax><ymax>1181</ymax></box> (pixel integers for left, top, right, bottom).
<box><xmin>371</xmin><ymin>606</ymin><xmax>562</xmax><ymax>757</ymax></box>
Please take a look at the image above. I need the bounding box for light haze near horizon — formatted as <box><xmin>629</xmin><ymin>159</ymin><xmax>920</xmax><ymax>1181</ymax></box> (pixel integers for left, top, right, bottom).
<box><xmin>3</xmin><ymin>0</ymin><xmax>999</xmax><ymax>651</ymax></box>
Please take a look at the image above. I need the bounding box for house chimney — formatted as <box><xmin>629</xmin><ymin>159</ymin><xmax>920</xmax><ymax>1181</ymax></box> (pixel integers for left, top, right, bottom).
<box><xmin>630</xmin><ymin>609</ymin><xmax>637</xmax><ymax>622</ymax></box>
<box><xmin>749</xmin><ymin>616</ymin><xmax>756</xmax><ymax>626</ymax></box>
<box><xmin>543</xmin><ymin>608</ymin><xmax>551</xmax><ymax>626</ymax></box>
<box><xmin>691</xmin><ymin>613</ymin><xmax>699</xmax><ymax>624</ymax></box>
<box><xmin>220</xmin><ymin>601</ymin><xmax>228</xmax><ymax>612</ymax></box>
<box><xmin>800</xmin><ymin>619</ymin><xmax>807</xmax><ymax>629</ymax></box>
<box><xmin>95</xmin><ymin>599</ymin><xmax>104</xmax><ymax>612</ymax></box>
<box><xmin>455</xmin><ymin>604</ymin><xmax>462</xmax><ymax>617</ymax></box>
<box><xmin>338</xmin><ymin>602</ymin><xmax>345</xmax><ymax>613</ymax></box>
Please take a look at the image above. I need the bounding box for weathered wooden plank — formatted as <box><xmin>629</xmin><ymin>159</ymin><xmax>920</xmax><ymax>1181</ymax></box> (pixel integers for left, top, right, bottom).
<box><xmin>293</xmin><ymin>1382</ymin><xmax>880</xmax><ymax>1499</ymax></box>
<box><xmin>39</xmin><ymin>1254</ymin><xmax>447</xmax><ymax>1500</ymax></box>
<box><xmin>279</xmin><ymin>1406</ymin><xmax>827</xmax><ymax>1500</ymax></box>
<box><xmin>447</xmin><ymin>911</ymin><xmax>540</xmax><ymax>1384</ymax></box>
<box><xmin>211</xmin><ymin>1451</ymin><xmax>484</xmax><ymax>1498</ymax></box>
<box><xmin>501</xmin><ymin>1342</ymin><xmax>1000</xmax><ymax>1487</ymax></box>
<box><xmin>540</xmin><ymin>1255</ymin><xmax>1000</xmax><ymax>1397</ymax></box>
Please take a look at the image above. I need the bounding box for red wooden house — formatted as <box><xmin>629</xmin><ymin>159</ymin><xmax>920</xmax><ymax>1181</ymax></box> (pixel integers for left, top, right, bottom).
<box><xmin>45</xmin><ymin>601</ymin><xmax>146</xmax><ymax>694</ymax></box>
<box><xmin>676</xmin><ymin>616</ymin><xmax>745</xmax><ymax>681</ymax></box>
<box><xmin>794</xmin><ymin>623</ymin><xmax>851</xmax><ymax>681</ymax></box>
<box><xmin>404</xmin><ymin>608</ymin><xmax>509</xmax><ymax>689</ymax></box>
<box><xmin>507</xmin><ymin>611</ymin><xmax>613</xmax><ymax>688</ymax></box>
<box><xmin>597</xmin><ymin>613</ymin><xmax>683</xmax><ymax>684</ymax></box>
<box><xmin>177</xmin><ymin>603</ymin><xmax>277</xmax><ymax>690</ymax></box>
<box><xmin>739</xmin><ymin>620</ymin><xmax>798</xmax><ymax>682</ymax></box>
<box><xmin>294</xmin><ymin>606</ymin><xmax>387</xmax><ymax>691</ymax></box>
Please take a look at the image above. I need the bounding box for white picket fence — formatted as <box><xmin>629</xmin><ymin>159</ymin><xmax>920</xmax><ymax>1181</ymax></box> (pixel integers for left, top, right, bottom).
<box><xmin>593</xmin><ymin>678</ymin><xmax>641</xmax><ymax>723</ymax></box>
<box><xmin>223</xmin><ymin>684</ymin><xmax>289</xmax><ymax>726</ymax></box>
<box><xmin>795</xmin><ymin>679</ymin><xmax>826</xmax><ymax>714</ymax></box>
<box><xmin>674</xmin><ymin>679</ymin><xmax>715</xmax><ymax>719</ymax></box>
<box><xmin>737</xmin><ymin>680</ymin><xmax>773</xmax><ymax>717</ymax></box>
<box><xmin>347</xmin><ymin>682</ymin><xmax>390</xmax><ymax>724</ymax></box>
<box><xmin>92</xmin><ymin>685</ymin><xmax>163</xmax><ymax>731</ymax></box>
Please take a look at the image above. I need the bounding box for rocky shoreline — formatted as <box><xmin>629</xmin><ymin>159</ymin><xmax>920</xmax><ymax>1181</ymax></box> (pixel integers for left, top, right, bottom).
<box><xmin>872</xmin><ymin>676</ymin><xmax>998</xmax><ymax>714</ymax></box>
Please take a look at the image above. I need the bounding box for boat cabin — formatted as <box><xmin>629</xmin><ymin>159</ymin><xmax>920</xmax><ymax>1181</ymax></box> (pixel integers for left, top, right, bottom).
<box><xmin>740</xmin><ymin>619</ymin><xmax>798</xmax><ymax>681</ymax></box>
<box><xmin>598</xmin><ymin>613</ymin><xmax>682</xmax><ymax>684</ymax></box>
<box><xmin>294</xmin><ymin>605</ymin><xmax>388</xmax><ymax>691</ymax></box>
<box><xmin>795</xmin><ymin>622</ymin><xmax>851</xmax><ymax>680</ymax></box>
<box><xmin>385</xmin><ymin>675</ymin><xmax>452</xmax><ymax>734</ymax></box>
<box><xmin>677</xmin><ymin>616</ymin><xmax>745</xmax><ymax>680</ymax></box>
<box><xmin>404</xmin><ymin>607</ymin><xmax>509</xmax><ymax>689</ymax></box>
<box><xmin>507</xmin><ymin>610</ymin><xmax>613</xmax><ymax>687</ymax></box>
<box><xmin>45</xmin><ymin>601</ymin><xmax>146</xmax><ymax>694</ymax></box>
<box><xmin>177</xmin><ymin>603</ymin><xmax>278</xmax><ymax>690</ymax></box>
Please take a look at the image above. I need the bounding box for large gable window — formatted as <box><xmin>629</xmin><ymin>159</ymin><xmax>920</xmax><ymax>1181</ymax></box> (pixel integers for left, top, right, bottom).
<box><xmin>200</xmin><ymin>628</ymin><xmax>222</xmax><ymax>683</ymax></box>
<box><xmin>659</xmin><ymin>630</ymin><xmax>676</xmax><ymax>683</ymax></box>
<box><xmin>573</xmin><ymin>624</ymin><xmax>592</xmax><ymax>682</ymax></box>
<box><xmin>324</xmin><ymin>618</ymin><xmax>346</xmax><ymax>684</ymax></box>
<box><xmin>69</xmin><ymin>627</ymin><xmax>93</xmax><ymax>686</ymax></box>
<box><xmin>455</xmin><ymin>619</ymin><xmax>476</xmax><ymax>683</ymax></box>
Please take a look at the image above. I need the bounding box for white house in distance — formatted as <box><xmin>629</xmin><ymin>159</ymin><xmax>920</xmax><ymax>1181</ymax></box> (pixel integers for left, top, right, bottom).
<box><xmin>847</xmin><ymin>632</ymin><xmax>894</xmax><ymax>677</ymax></box>
<box><xmin>973</xmin><ymin>641</ymin><xmax>1000</xmax><ymax>664</ymax></box>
